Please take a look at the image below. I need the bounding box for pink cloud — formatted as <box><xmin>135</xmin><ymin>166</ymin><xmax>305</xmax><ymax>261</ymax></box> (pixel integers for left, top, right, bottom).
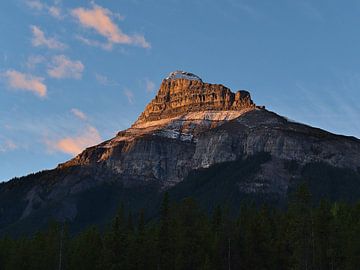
<box><xmin>51</xmin><ymin>125</ymin><xmax>101</xmax><ymax>156</ymax></box>
<box><xmin>47</xmin><ymin>55</ymin><xmax>84</xmax><ymax>79</ymax></box>
<box><xmin>3</xmin><ymin>70</ymin><xmax>47</xmax><ymax>97</ymax></box>
<box><xmin>71</xmin><ymin>4</ymin><xmax>150</xmax><ymax>49</ymax></box>
<box><xmin>31</xmin><ymin>25</ymin><xmax>66</xmax><ymax>50</ymax></box>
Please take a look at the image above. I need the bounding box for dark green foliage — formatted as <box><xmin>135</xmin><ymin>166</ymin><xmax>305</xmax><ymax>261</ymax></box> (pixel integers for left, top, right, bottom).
<box><xmin>2</xmin><ymin>188</ymin><xmax>360</xmax><ymax>270</ymax></box>
<box><xmin>158</xmin><ymin>192</ymin><xmax>172</xmax><ymax>269</ymax></box>
<box><xmin>301</xmin><ymin>162</ymin><xmax>360</xmax><ymax>202</ymax></box>
<box><xmin>67</xmin><ymin>226</ymin><xmax>102</xmax><ymax>270</ymax></box>
<box><xmin>0</xmin><ymin>181</ymin><xmax>161</xmax><ymax>237</ymax></box>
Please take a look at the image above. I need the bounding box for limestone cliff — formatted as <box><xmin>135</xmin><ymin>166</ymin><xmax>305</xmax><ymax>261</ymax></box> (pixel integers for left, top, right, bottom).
<box><xmin>135</xmin><ymin>71</ymin><xmax>255</xmax><ymax>124</ymax></box>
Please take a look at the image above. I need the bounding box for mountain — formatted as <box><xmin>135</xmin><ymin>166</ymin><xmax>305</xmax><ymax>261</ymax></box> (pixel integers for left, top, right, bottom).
<box><xmin>1</xmin><ymin>70</ymin><xmax>360</xmax><ymax>235</ymax></box>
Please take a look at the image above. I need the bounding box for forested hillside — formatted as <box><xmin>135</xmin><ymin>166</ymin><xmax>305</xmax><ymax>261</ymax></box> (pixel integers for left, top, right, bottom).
<box><xmin>1</xmin><ymin>186</ymin><xmax>360</xmax><ymax>270</ymax></box>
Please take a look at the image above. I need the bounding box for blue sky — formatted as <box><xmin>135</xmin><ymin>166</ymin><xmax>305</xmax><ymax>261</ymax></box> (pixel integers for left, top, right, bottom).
<box><xmin>1</xmin><ymin>0</ymin><xmax>360</xmax><ymax>181</ymax></box>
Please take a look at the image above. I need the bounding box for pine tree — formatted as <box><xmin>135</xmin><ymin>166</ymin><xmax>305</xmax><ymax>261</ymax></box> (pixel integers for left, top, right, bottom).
<box><xmin>68</xmin><ymin>226</ymin><xmax>103</xmax><ymax>270</ymax></box>
<box><xmin>158</xmin><ymin>192</ymin><xmax>172</xmax><ymax>270</ymax></box>
<box><xmin>287</xmin><ymin>184</ymin><xmax>314</xmax><ymax>270</ymax></box>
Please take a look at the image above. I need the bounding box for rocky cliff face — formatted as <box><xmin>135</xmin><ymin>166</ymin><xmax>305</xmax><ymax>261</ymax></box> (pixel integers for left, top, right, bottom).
<box><xmin>1</xmin><ymin>70</ymin><xmax>360</xmax><ymax>235</ymax></box>
<box><xmin>135</xmin><ymin>71</ymin><xmax>255</xmax><ymax>124</ymax></box>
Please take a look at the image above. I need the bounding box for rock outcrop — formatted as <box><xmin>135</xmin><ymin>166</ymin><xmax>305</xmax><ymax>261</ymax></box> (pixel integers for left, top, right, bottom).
<box><xmin>135</xmin><ymin>71</ymin><xmax>255</xmax><ymax>124</ymax></box>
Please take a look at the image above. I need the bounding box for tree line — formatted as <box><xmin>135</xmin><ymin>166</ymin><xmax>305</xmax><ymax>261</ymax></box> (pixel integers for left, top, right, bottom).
<box><xmin>1</xmin><ymin>185</ymin><xmax>360</xmax><ymax>270</ymax></box>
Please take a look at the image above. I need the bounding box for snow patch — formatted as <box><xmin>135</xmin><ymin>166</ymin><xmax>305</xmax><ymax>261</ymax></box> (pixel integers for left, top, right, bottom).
<box><xmin>165</xmin><ymin>70</ymin><xmax>202</xmax><ymax>82</ymax></box>
<box><xmin>102</xmin><ymin>109</ymin><xmax>255</xmax><ymax>146</ymax></box>
<box><xmin>133</xmin><ymin>110</ymin><xmax>252</xmax><ymax>129</ymax></box>
<box><xmin>154</xmin><ymin>129</ymin><xmax>194</xmax><ymax>142</ymax></box>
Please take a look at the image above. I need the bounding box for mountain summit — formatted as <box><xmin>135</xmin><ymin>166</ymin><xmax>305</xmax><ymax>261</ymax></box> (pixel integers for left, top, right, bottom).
<box><xmin>135</xmin><ymin>70</ymin><xmax>256</xmax><ymax>124</ymax></box>
<box><xmin>1</xmin><ymin>71</ymin><xmax>360</xmax><ymax>235</ymax></box>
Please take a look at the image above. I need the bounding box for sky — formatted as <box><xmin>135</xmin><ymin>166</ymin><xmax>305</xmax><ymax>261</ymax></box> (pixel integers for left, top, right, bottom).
<box><xmin>1</xmin><ymin>0</ymin><xmax>360</xmax><ymax>181</ymax></box>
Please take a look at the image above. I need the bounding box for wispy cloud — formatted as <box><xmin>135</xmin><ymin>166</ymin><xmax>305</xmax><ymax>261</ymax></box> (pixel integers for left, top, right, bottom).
<box><xmin>145</xmin><ymin>78</ymin><xmax>155</xmax><ymax>92</ymax></box>
<box><xmin>26</xmin><ymin>0</ymin><xmax>64</xmax><ymax>19</ymax></box>
<box><xmin>31</xmin><ymin>25</ymin><xmax>66</xmax><ymax>50</ymax></box>
<box><xmin>25</xmin><ymin>0</ymin><xmax>43</xmax><ymax>10</ymax></box>
<box><xmin>95</xmin><ymin>73</ymin><xmax>110</xmax><ymax>85</ymax></box>
<box><xmin>47</xmin><ymin>55</ymin><xmax>84</xmax><ymax>79</ymax></box>
<box><xmin>269</xmin><ymin>73</ymin><xmax>360</xmax><ymax>138</ymax></box>
<box><xmin>291</xmin><ymin>0</ymin><xmax>323</xmax><ymax>21</ymax></box>
<box><xmin>123</xmin><ymin>88</ymin><xmax>134</xmax><ymax>104</ymax></box>
<box><xmin>71</xmin><ymin>3</ymin><xmax>150</xmax><ymax>49</ymax></box>
<box><xmin>48</xmin><ymin>6</ymin><xmax>62</xmax><ymax>19</ymax></box>
<box><xmin>95</xmin><ymin>73</ymin><xmax>119</xmax><ymax>86</ymax></box>
<box><xmin>71</xmin><ymin>108</ymin><xmax>87</xmax><ymax>121</ymax></box>
<box><xmin>26</xmin><ymin>55</ymin><xmax>46</xmax><ymax>69</ymax></box>
<box><xmin>48</xmin><ymin>125</ymin><xmax>102</xmax><ymax>156</ymax></box>
<box><xmin>0</xmin><ymin>139</ymin><xmax>18</xmax><ymax>153</ymax></box>
<box><xmin>2</xmin><ymin>53</ymin><xmax>8</xmax><ymax>64</ymax></box>
<box><xmin>224</xmin><ymin>0</ymin><xmax>262</xmax><ymax>19</ymax></box>
<box><xmin>2</xmin><ymin>69</ymin><xmax>47</xmax><ymax>97</ymax></box>
<box><xmin>76</xmin><ymin>35</ymin><xmax>113</xmax><ymax>50</ymax></box>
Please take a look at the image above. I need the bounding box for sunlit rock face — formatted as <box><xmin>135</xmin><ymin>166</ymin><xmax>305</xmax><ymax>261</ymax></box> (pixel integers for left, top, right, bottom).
<box><xmin>135</xmin><ymin>71</ymin><xmax>255</xmax><ymax>124</ymax></box>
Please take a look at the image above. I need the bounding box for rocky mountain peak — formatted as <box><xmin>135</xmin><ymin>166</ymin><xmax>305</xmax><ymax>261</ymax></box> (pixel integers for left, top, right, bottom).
<box><xmin>134</xmin><ymin>71</ymin><xmax>256</xmax><ymax>125</ymax></box>
<box><xmin>3</xmin><ymin>71</ymin><xmax>360</xmax><ymax>236</ymax></box>
<box><xmin>59</xmin><ymin>71</ymin><xmax>259</xmax><ymax>169</ymax></box>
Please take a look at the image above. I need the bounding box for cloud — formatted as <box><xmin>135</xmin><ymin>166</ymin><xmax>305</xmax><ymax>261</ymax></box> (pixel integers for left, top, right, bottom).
<box><xmin>0</xmin><ymin>139</ymin><xmax>18</xmax><ymax>153</ymax></box>
<box><xmin>71</xmin><ymin>4</ymin><xmax>150</xmax><ymax>49</ymax></box>
<box><xmin>31</xmin><ymin>25</ymin><xmax>66</xmax><ymax>50</ymax></box>
<box><xmin>26</xmin><ymin>55</ymin><xmax>46</xmax><ymax>69</ymax></box>
<box><xmin>76</xmin><ymin>35</ymin><xmax>113</xmax><ymax>50</ymax></box>
<box><xmin>123</xmin><ymin>88</ymin><xmax>134</xmax><ymax>104</ymax></box>
<box><xmin>95</xmin><ymin>73</ymin><xmax>119</xmax><ymax>86</ymax></box>
<box><xmin>145</xmin><ymin>78</ymin><xmax>155</xmax><ymax>92</ymax></box>
<box><xmin>26</xmin><ymin>0</ymin><xmax>43</xmax><ymax>10</ymax></box>
<box><xmin>291</xmin><ymin>0</ymin><xmax>323</xmax><ymax>21</ymax></box>
<box><xmin>228</xmin><ymin>0</ymin><xmax>257</xmax><ymax>16</ymax></box>
<box><xmin>3</xmin><ymin>53</ymin><xmax>8</xmax><ymax>64</ymax></box>
<box><xmin>71</xmin><ymin>108</ymin><xmax>87</xmax><ymax>120</ymax></box>
<box><xmin>47</xmin><ymin>55</ymin><xmax>84</xmax><ymax>79</ymax></box>
<box><xmin>50</xmin><ymin>125</ymin><xmax>101</xmax><ymax>156</ymax></box>
<box><xmin>95</xmin><ymin>73</ymin><xmax>110</xmax><ymax>85</ymax></box>
<box><xmin>224</xmin><ymin>0</ymin><xmax>262</xmax><ymax>19</ymax></box>
<box><xmin>26</xmin><ymin>0</ymin><xmax>63</xmax><ymax>19</ymax></box>
<box><xmin>3</xmin><ymin>70</ymin><xmax>47</xmax><ymax>97</ymax></box>
<box><xmin>48</xmin><ymin>6</ymin><xmax>62</xmax><ymax>19</ymax></box>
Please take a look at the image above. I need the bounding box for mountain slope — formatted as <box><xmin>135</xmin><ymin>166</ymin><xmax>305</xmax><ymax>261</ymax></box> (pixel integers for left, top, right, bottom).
<box><xmin>1</xmin><ymin>71</ymin><xmax>360</xmax><ymax>235</ymax></box>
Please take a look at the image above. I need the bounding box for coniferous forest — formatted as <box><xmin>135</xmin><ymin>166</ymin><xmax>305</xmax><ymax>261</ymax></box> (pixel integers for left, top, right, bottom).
<box><xmin>1</xmin><ymin>185</ymin><xmax>360</xmax><ymax>270</ymax></box>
